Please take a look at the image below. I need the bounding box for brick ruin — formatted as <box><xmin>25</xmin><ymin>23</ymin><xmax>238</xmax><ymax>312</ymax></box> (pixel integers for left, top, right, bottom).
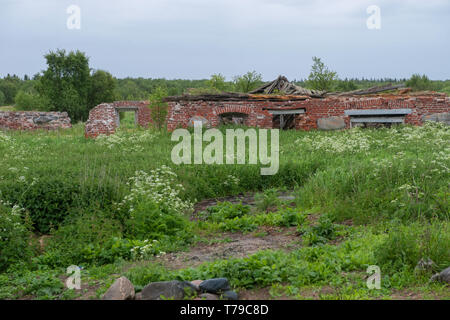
<box><xmin>164</xmin><ymin>93</ymin><xmax>450</xmax><ymax>131</ymax></box>
<box><xmin>84</xmin><ymin>77</ymin><xmax>449</xmax><ymax>138</ymax></box>
<box><xmin>84</xmin><ymin>101</ymin><xmax>152</xmax><ymax>138</ymax></box>
<box><xmin>0</xmin><ymin>111</ymin><xmax>71</xmax><ymax>131</ymax></box>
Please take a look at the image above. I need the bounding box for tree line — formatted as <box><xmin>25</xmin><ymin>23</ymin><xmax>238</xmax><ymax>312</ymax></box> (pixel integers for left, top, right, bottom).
<box><xmin>1</xmin><ymin>50</ymin><xmax>449</xmax><ymax>122</ymax></box>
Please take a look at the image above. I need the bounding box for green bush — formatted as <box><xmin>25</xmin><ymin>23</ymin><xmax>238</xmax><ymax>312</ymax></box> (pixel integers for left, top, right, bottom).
<box><xmin>14</xmin><ymin>90</ymin><xmax>50</xmax><ymax>111</ymax></box>
<box><xmin>374</xmin><ymin>221</ymin><xmax>450</xmax><ymax>272</ymax></box>
<box><xmin>0</xmin><ymin>90</ymin><xmax>5</xmax><ymax>105</ymax></box>
<box><xmin>200</xmin><ymin>201</ymin><xmax>251</xmax><ymax>222</ymax></box>
<box><xmin>123</xmin><ymin>199</ymin><xmax>191</xmax><ymax>241</ymax></box>
<box><xmin>0</xmin><ymin>201</ymin><xmax>34</xmax><ymax>272</ymax></box>
<box><xmin>300</xmin><ymin>214</ymin><xmax>338</xmax><ymax>246</ymax></box>
<box><xmin>254</xmin><ymin>189</ymin><xmax>280</xmax><ymax>212</ymax></box>
<box><xmin>0</xmin><ymin>175</ymin><xmax>120</xmax><ymax>234</ymax></box>
<box><xmin>39</xmin><ymin>210</ymin><xmax>122</xmax><ymax>267</ymax></box>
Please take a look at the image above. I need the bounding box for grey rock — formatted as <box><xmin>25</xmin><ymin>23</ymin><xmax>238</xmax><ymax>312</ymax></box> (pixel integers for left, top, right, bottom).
<box><xmin>422</xmin><ymin>112</ymin><xmax>450</xmax><ymax>125</ymax></box>
<box><xmin>222</xmin><ymin>290</ymin><xmax>239</xmax><ymax>300</ymax></box>
<box><xmin>141</xmin><ymin>280</ymin><xmax>197</xmax><ymax>300</ymax></box>
<box><xmin>102</xmin><ymin>276</ymin><xmax>135</xmax><ymax>300</ymax></box>
<box><xmin>188</xmin><ymin>116</ymin><xmax>209</xmax><ymax>128</ymax></box>
<box><xmin>199</xmin><ymin>278</ymin><xmax>230</xmax><ymax>294</ymax></box>
<box><xmin>317</xmin><ymin>116</ymin><xmax>346</xmax><ymax>130</ymax></box>
<box><xmin>33</xmin><ymin>115</ymin><xmax>58</xmax><ymax>124</ymax></box>
<box><xmin>430</xmin><ymin>266</ymin><xmax>450</xmax><ymax>284</ymax></box>
<box><xmin>415</xmin><ymin>258</ymin><xmax>436</xmax><ymax>274</ymax></box>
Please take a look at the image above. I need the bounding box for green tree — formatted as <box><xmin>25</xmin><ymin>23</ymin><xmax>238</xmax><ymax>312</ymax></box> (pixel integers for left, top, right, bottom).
<box><xmin>36</xmin><ymin>49</ymin><xmax>91</xmax><ymax>121</ymax></box>
<box><xmin>0</xmin><ymin>90</ymin><xmax>5</xmax><ymax>106</ymax></box>
<box><xmin>148</xmin><ymin>86</ymin><xmax>168</xmax><ymax>130</ymax></box>
<box><xmin>208</xmin><ymin>73</ymin><xmax>227</xmax><ymax>91</ymax></box>
<box><xmin>335</xmin><ymin>79</ymin><xmax>358</xmax><ymax>92</ymax></box>
<box><xmin>406</xmin><ymin>74</ymin><xmax>432</xmax><ymax>91</ymax></box>
<box><xmin>307</xmin><ymin>57</ymin><xmax>337</xmax><ymax>91</ymax></box>
<box><xmin>14</xmin><ymin>90</ymin><xmax>50</xmax><ymax>111</ymax></box>
<box><xmin>0</xmin><ymin>75</ymin><xmax>22</xmax><ymax>105</ymax></box>
<box><xmin>88</xmin><ymin>70</ymin><xmax>117</xmax><ymax>108</ymax></box>
<box><xmin>233</xmin><ymin>71</ymin><xmax>263</xmax><ymax>93</ymax></box>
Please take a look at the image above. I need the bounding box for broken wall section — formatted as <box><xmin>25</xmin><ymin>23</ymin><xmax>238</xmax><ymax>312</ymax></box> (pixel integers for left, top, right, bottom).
<box><xmin>84</xmin><ymin>101</ymin><xmax>152</xmax><ymax>138</ymax></box>
<box><xmin>0</xmin><ymin>111</ymin><xmax>71</xmax><ymax>130</ymax></box>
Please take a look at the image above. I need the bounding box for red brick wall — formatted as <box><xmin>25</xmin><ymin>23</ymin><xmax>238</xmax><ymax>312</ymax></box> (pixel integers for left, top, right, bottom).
<box><xmin>0</xmin><ymin>111</ymin><xmax>71</xmax><ymax>131</ymax></box>
<box><xmin>84</xmin><ymin>94</ymin><xmax>449</xmax><ymax>137</ymax></box>
<box><xmin>166</xmin><ymin>93</ymin><xmax>450</xmax><ymax>131</ymax></box>
<box><xmin>85</xmin><ymin>101</ymin><xmax>152</xmax><ymax>138</ymax></box>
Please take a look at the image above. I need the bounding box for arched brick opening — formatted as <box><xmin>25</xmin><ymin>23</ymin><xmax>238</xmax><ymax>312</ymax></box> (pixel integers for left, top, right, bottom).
<box><xmin>213</xmin><ymin>105</ymin><xmax>255</xmax><ymax>127</ymax></box>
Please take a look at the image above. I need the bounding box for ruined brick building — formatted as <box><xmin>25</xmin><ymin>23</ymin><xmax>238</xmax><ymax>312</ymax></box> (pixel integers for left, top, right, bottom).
<box><xmin>84</xmin><ymin>76</ymin><xmax>450</xmax><ymax>138</ymax></box>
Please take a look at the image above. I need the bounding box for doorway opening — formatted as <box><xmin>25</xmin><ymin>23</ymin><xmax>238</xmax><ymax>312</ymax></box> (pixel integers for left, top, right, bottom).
<box><xmin>115</xmin><ymin>107</ymin><xmax>138</xmax><ymax>129</ymax></box>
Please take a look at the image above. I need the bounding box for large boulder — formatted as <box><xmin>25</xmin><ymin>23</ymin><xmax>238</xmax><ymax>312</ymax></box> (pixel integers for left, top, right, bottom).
<box><xmin>102</xmin><ymin>276</ymin><xmax>135</xmax><ymax>300</ymax></box>
<box><xmin>422</xmin><ymin>112</ymin><xmax>450</xmax><ymax>125</ymax></box>
<box><xmin>317</xmin><ymin>116</ymin><xmax>346</xmax><ymax>130</ymax></box>
<box><xmin>141</xmin><ymin>280</ymin><xmax>197</xmax><ymax>300</ymax></box>
<box><xmin>199</xmin><ymin>278</ymin><xmax>230</xmax><ymax>294</ymax></box>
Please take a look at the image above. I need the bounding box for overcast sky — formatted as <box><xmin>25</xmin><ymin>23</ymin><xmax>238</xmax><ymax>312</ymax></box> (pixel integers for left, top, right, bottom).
<box><xmin>0</xmin><ymin>0</ymin><xmax>449</xmax><ymax>80</ymax></box>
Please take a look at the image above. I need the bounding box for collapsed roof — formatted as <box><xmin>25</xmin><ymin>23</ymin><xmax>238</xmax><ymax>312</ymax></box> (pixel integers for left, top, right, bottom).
<box><xmin>250</xmin><ymin>75</ymin><xmax>407</xmax><ymax>98</ymax></box>
<box><xmin>250</xmin><ymin>75</ymin><xmax>326</xmax><ymax>97</ymax></box>
<box><xmin>165</xmin><ymin>76</ymin><xmax>410</xmax><ymax>102</ymax></box>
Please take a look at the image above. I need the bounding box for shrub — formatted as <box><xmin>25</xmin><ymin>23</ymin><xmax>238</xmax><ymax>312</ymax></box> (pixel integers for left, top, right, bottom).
<box><xmin>39</xmin><ymin>210</ymin><xmax>122</xmax><ymax>267</ymax></box>
<box><xmin>0</xmin><ymin>90</ymin><xmax>5</xmax><ymax>105</ymax></box>
<box><xmin>123</xmin><ymin>199</ymin><xmax>191</xmax><ymax>241</ymax></box>
<box><xmin>14</xmin><ymin>90</ymin><xmax>50</xmax><ymax>111</ymax></box>
<box><xmin>255</xmin><ymin>188</ymin><xmax>280</xmax><ymax>212</ymax></box>
<box><xmin>0</xmin><ymin>175</ymin><xmax>118</xmax><ymax>234</ymax></box>
<box><xmin>406</xmin><ymin>74</ymin><xmax>433</xmax><ymax>91</ymax></box>
<box><xmin>374</xmin><ymin>221</ymin><xmax>450</xmax><ymax>272</ymax></box>
<box><xmin>118</xmin><ymin>166</ymin><xmax>193</xmax><ymax>242</ymax></box>
<box><xmin>301</xmin><ymin>214</ymin><xmax>337</xmax><ymax>246</ymax></box>
<box><xmin>0</xmin><ymin>200</ymin><xmax>34</xmax><ymax>272</ymax></box>
<box><xmin>200</xmin><ymin>201</ymin><xmax>251</xmax><ymax>222</ymax></box>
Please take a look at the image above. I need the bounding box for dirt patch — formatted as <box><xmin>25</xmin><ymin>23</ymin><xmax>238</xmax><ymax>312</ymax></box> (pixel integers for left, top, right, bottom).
<box><xmin>192</xmin><ymin>191</ymin><xmax>296</xmax><ymax>220</ymax></box>
<box><xmin>159</xmin><ymin>227</ymin><xmax>300</xmax><ymax>269</ymax></box>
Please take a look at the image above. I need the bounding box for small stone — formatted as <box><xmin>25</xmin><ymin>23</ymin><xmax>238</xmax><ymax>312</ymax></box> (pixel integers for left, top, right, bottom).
<box><xmin>102</xmin><ymin>276</ymin><xmax>135</xmax><ymax>300</ymax></box>
<box><xmin>135</xmin><ymin>292</ymin><xmax>142</xmax><ymax>300</ymax></box>
<box><xmin>198</xmin><ymin>293</ymin><xmax>219</xmax><ymax>300</ymax></box>
<box><xmin>222</xmin><ymin>290</ymin><xmax>239</xmax><ymax>300</ymax></box>
<box><xmin>199</xmin><ymin>278</ymin><xmax>230</xmax><ymax>294</ymax></box>
<box><xmin>141</xmin><ymin>280</ymin><xmax>197</xmax><ymax>300</ymax></box>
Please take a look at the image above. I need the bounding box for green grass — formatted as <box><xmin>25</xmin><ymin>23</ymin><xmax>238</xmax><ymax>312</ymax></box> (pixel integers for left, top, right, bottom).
<box><xmin>0</xmin><ymin>122</ymin><xmax>448</xmax><ymax>299</ymax></box>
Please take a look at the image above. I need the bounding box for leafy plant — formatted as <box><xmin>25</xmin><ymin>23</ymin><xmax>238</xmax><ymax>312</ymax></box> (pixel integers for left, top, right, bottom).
<box><xmin>307</xmin><ymin>56</ymin><xmax>337</xmax><ymax>91</ymax></box>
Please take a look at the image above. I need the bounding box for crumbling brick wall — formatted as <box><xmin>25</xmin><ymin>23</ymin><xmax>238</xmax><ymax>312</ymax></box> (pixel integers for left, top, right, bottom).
<box><xmin>0</xmin><ymin>111</ymin><xmax>71</xmax><ymax>130</ymax></box>
<box><xmin>85</xmin><ymin>101</ymin><xmax>152</xmax><ymax>138</ymax></box>
<box><xmin>165</xmin><ymin>93</ymin><xmax>450</xmax><ymax>131</ymax></box>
